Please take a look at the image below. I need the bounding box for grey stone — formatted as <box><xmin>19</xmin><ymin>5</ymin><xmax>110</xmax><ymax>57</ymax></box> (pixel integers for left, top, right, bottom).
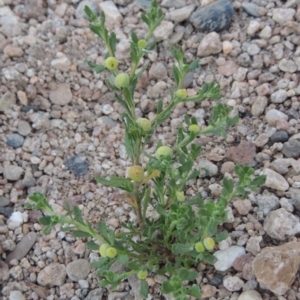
<box><xmin>182</xmin><ymin>72</ymin><xmax>194</xmax><ymax>88</ymax></box>
<box><xmin>279</xmin><ymin>59</ymin><xmax>297</xmax><ymax>73</ymax></box>
<box><xmin>271</xmin><ymin>89</ymin><xmax>287</xmax><ymax>103</ymax></box>
<box><xmin>0</xmin><ymin>92</ymin><xmax>16</xmax><ymax>112</ymax></box>
<box><xmin>17</xmin><ymin>121</ymin><xmax>32</xmax><ymax>136</ymax></box>
<box><xmin>256</xmin><ymin>192</ymin><xmax>280</xmax><ymax>216</ymax></box>
<box><xmin>55</xmin><ymin>26</ymin><xmax>70</xmax><ymax>44</ymax></box>
<box><xmin>0</xmin><ymin>196</ymin><xmax>10</xmax><ymax>207</ymax></box>
<box><xmin>269</xmin><ymin>131</ymin><xmax>289</xmax><ymax>144</ymax></box>
<box><xmin>49</xmin><ymin>83</ymin><xmax>72</xmax><ymax>105</ymax></box>
<box><xmin>66</xmin><ymin>155</ymin><xmax>89</xmax><ymax>176</ymax></box>
<box><xmin>273</xmin><ymin>8</ymin><xmax>296</xmax><ymax>24</ymax></box>
<box><xmin>66</xmin><ymin>259</ymin><xmax>91</xmax><ymax>281</ymax></box>
<box><xmin>288</xmin><ymin>188</ymin><xmax>300</xmax><ymax>210</ymax></box>
<box><xmin>137</xmin><ymin>0</ymin><xmax>151</xmax><ymax>11</ymax></box>
<box><xmin>76</xmin><ymin>1</ymin><xmax>99</xmax><ymax>19</ymax></box>
<box><xmin>9</xmin><ymin>291</ymin><xmax>25</xmax><ymax>300</ymax></box>
<box><xmin>3</xmin><ymin>165</ymin><xmax>23</xmax><ymax>181</ymax></box>
<box><xmin>190</xmin><ymin>0</ymin><xmax>234</xmax><ymax>32</ymax></box>
<box><xmin>37</xmin><ymin>263</ymin><xmax>66</xmax><ymax>287</ymax></box>
<box><xmin>264</xmin><ymin>208</ymin><xmax>300</xmax><ymax>240</ymax></box>
<box><xmin>241</xmin><ymin>3</ymin><xmax>261</xmax><ymax>17</ymax></box>
<box><xmin>7</xmin><ymin>133</ymin><xmax>24</xmax><ymax>148</ymax></box>
<box><xmin>198</xmin><ymin>159</ymin><xmax>218</xmax><ymax>178</ymax></box>
<box><xmin>287</xmin><ymin>108</ymin><xmax>299</xmax><ymax>120</ymax></box>
<box><xmin>6</xmin><ymin>232</ymin><xmax>37</xmax><ymax>263</ymax></box>
<box><xmin>84</xmin><ymin>288</ymin><xmax>104</xmax><ymax>300</ymax></box>
<box><xmin>282</xmin><ymin>140</ymin><xmax>300</xmax><ymax>158</ymax></box>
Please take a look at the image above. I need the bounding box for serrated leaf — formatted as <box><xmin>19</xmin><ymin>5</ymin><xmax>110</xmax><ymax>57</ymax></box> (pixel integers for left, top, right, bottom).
<box><xmin>109</xmin><ymin>32</ymin><xmax>117</xmax><ymax>55</ymax></box>
<box><xmin>187</xmin><ymin>271</ymin><xmax>198</xmax><ymax>281</ymax></box>
<box><xmin>178</xmin><ymin>268</ymin><xmax>189</xmax><ymax>280</ymax></box>
<box><xmin>43</xmin><ymin>224</ymin><xmax>52</xmax><ymax>235</ymax></box>
<box><xmin>86</xmin><ymin>241</ymin><xmax>99</xmax><ymax>251</ymax></box>
<box><xmin>84</xmin><ymin>5</ymin><xmax>97</xmax><ymax>22</ymax></box>
<box><xmin>188</xmin><ymin>59</ymin><xmax>199</xmax><ymax>71</ymax></box>
<box><xmin>117</xmin><ymin>255</ymin><xmax>128</xmax><ymax>264</ymax></box>
<box><xmin>95</xmin><ymin>175</ymin><xmax>134</xmax><ymax>193</ymax></box>
<box><xmin>223</xmin><ymin>177</ymin><xmax>234</xmax><ymax>194</ymax></box>
<box><xmin>187</xmin><ymin>170</ymin><xmax>199</xmax><ymax>181</ymax></box>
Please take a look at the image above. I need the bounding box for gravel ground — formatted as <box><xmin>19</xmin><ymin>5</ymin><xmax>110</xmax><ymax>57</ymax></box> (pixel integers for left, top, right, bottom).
<box><xmin>1</xmin><ymin>0</ymin><xmax>300</xmax><ymax>299</ymax></box>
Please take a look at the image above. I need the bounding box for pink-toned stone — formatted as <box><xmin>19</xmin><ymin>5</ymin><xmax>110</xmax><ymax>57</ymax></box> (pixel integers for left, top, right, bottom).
<box><xmin>4</xmin><ymin>45</ymin><xmax>24</xmax><ymax>57</ymax></box>
<box><xmin>218</xmin><ymin>61</ymin><xmax>238</xmax><ymax>76</ymax></box>
<box><xmin>256</xmin><ymin>83</ymin><xmax>270</xmax><ymax>96</ymax></box>
<box><xmin>233</xmin><ymin>199</ymin><xmax>252</xmax><ymax>215</ymax></box>
<box><xmin>252</xmin><ymin>242</ymin><xmax>300</xmax><ymax>295</ymax></box>
<box><xmin>225</xmin><ymin>141</ymin><xmax>256</xmax><ymax>165</ymax></box>
<box><xmin>233</xmin><ymin>253</ymin><xmax>253</xmax><ymax>272</ymax></box>
<box><xmin>201</xmin><ymin>284</ymin><xmax>217</xmax><ymax>298</ymax></box>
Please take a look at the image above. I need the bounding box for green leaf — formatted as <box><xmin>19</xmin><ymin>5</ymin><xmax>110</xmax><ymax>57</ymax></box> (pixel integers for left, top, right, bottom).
<box><xmin>222</xmin><ymin>177</ymin><xmax>234</xmax><ymax>194</ymax></box>
<box><xmin>95</xmin><ymin>175</ymin><xmax>134</xmax><ymax>193</ymax></box>
<box><xmin>178</xmin><ymin>268</ymin><xmax>189</xmax><ymax>280</ymax></box>
<box><xmin>186</xmin><ymin>285</ymin><xmax>201</xmax><ymax>298</ymax></box>
<box><xmin>97</xmin><ymin>221</ymin><xmax>108</xmax><ymax>240</ymax></box>
<box><xmin>117</xmin><ymin>255</ymin><xmax>128</xmax><ymax>264</ymax></box>
<box><xmin>109</xmin><ymin>32</ymin><xmax>117</xmax><ymax>55</ymax></box>
<box><xmin>86</xmin><ymin>241</ymin><xmax>99</xmax><ymax>251</ymax></box>
<box><xmin>161</xmin><ymin>280</ymin><xmax>175</xmax><ymax>294</ymax></box>
<box><xmin>84</xmin><ymin>5</ymin><xmax>97</xmax><ymax>22</ymax></box>
<box><xmin>140</xmin><ymin>280</ymin><xmax>148</xmax><ymax>298</ymax></box>
<box><xmin>187</xmin><ymin>271</ymin><xmax>198</xmax><ymax>281</ymax></box>
<box><xmin>172</xmin><ymin>244</ymin><xmax>193</xmax><ymax>255</ymax></box>
<box><xmin>73</xmin><ymin>206</ymin><xmax>84</xmax><ymax>225</ymax></box>
<box><xmin>187</xmin><ymin>170</ymin><xmax>199</xmax><ymax>181</ymax></box>
<box><xmin>203</xmin><ymin>252</ymin><xmax>216</xmax><ymax>265</ymax></box>
<box><xmin>251</xmin><ymin>175</ymin><xmax>266</xmax><ymax>186</ymax></box>
<box><xmin>188</xmin><ymin>59</ymin><xmax>199</xmax><ymax>71</ymax></box>
<box><xmin>87</xmin><ymin>61</ymin><xmax>106</xmax><ymax>73</ymax></box>
<box><xmin>91</xmin><ymin>258</ymin><xmax>109</xmax><ymax>268</ymax></box>
<box><xmin>43</xmin><ymin>224</ymin><xmax>52</xmax><ymax>235</ymax></box>
<box><xmin>172</xmin><ymin>65</ymin><xmax>180</xmax><ymax>87</ymax></box>
<box><xmin>156</xmin><ymin>205</ymin><xmax>168</xmax><ymax>216</ymax></box>
<box><xmin>214</xmin><ymin>230</ymin><xmax>228</xmax><ymax>242</ymax></box>
<box><xmin>38</xmin><ymin>216</ymin><xmax>51</xmax><ymax>226</ymax></box>
<box><xmin>72</xmin><ymin>230</ymin><xmax>92</xmax><ymax>238</ymax></box>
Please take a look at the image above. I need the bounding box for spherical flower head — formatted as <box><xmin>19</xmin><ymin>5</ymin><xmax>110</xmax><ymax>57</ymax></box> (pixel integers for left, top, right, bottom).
<box><xmin>106</xmin><ymin>247</ymin><xmax>118</xmax><ymax>258</ymax></box>
<box><xmin>104</xmin><ymin>57</ymin><xmax>118</xmax><ymax>71</ymax></box>
<box><xmin>195</xmin><ymin>242</ymin><xmax>205</xmax><ymax>253</ymax></box>
<box><xmin>176</xmin><ymin>89</ymin><xmax>187</xmax><ymax>99</ymax></box>
<box><xmin>99</xmin><ymin>243</ymin><xmax>110</xmax><ymax>257</ymax></box>
<box><xmin>115</xmin><ymin>73</ymin><xmax>130</xmax><ymax>89</ymax></box>
<box><xmin>138</xmin><ymin>39</ymin><xmax>147</xmax><ymax>49</ymax></box>
<box><xmin>136</xmin><ymin>118</ymin><xmax>151</xmax><ymax>133</ymax></box>
<box><xmin>155</xmin><ymin>146</ymin><xmax>173</xmax><ymax>160</ymax></box>
<box><xmin>176</xmin><ymin>191</ymin><xmax>185</xmax><ymax>202</ymax></box>
<box><xmin>203</xmin><ymin>237</ymin><xmax>215</xmax><ymax>251</ymax></box>
<box><xmin>137</xmin><ymin>270</ymin><xmax>148</xmax><ymax>280</ymax></box>
<box><xmin>127</xmin><ymin>165</ymin><xmax>144</xmax><ymax>182</ymax></box>
<box><xmin>188</xmin><ymin>124</ymin><xmax>200</xmax><ymax>134</ymax></box>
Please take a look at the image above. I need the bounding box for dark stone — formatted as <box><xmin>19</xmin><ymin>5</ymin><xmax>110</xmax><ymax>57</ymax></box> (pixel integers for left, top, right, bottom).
<box><xmin>21</xmin><ymin>105</ymin><xmax>39</xmax><ymax>112</ymax></box>
<box><xmin>282</xmin><ymin>140</ymin><xmax>300</xmax><ymax>159</ymax></box>
<box><xmin>66</xmin><ymin>156</ymin><xmax>89</xmax><ymax>176</ymax></box>
<box><xmin>287</xmin><ymin>108</ymin><xmax>299</xmax><ymax>120</ymax></box>
<box><xmin>269</xmin><ymin>131</ymin><xmax>289</xmax><ymax>145</ymax></box>
<box><xmin>7</xmin><ymin>133</ymin><xmax>24</xmax><ymax>148</ymax></box>
<box><xmin>0</xmin><ymin>207</ymin><xmax>13</xmax><ymax>218</ymax></box>
<box><xmin>183</xmin><ymin>72</ymin><xmax>194</xmax><ymax>88</ymax></box>
<box><xmin>209</xmin><ymin>273</ymin><xmax>223</xmax><ymax>287</ymax></box>
<box><xmin>189</xmin><ymin>0</ymin><xmax>234</xmax><ymax>32</ymax></box>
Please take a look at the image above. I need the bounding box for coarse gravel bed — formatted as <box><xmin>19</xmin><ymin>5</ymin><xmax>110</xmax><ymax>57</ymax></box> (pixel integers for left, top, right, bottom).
<box><xmin>1</xmin><ymin>0</ymin><xmax>300</xmax><ymax>299</ymax></box>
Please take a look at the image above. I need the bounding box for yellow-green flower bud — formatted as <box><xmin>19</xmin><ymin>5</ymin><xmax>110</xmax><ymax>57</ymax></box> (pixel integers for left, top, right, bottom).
<box><xmin>195</xmin><ymin>242</ymin><xmax>205</xmax><ymax>253</ymax></box>
<box><xmin>176</xmin><ymin>191</ymin><xmax>185</xmax><ymax>202</ymax></box>
<box><xmin>106</xmin><ymin>247</ymin><xmax>118</xmax><ymax>258</ymax></box>
<box><xmin>136</xmin><ymin>118</ymin><xmax>151</xmax><ymax>133</ymax></box>
<box><xmin>104</xmin><ymin>57</ymin><xmax>119</xmax><ymax>71</ymax></box>
<box><xmin>155</xmin><ymin>146</ymin><xmax>173</xmax><ymax>160</ymax></box>
<box><xmin>137</xmin><ymin>270</ymin><xmax>148</xmax><ymax>280</ymax></box>
<box><xmin>115</xmin><ymin>73</ymin><xmax>130</xmax><ymax>89</ymax></box>
<box><xmin>188</xmin><ymin>124</ymin><xmax>200</xmax><ymax>134</ymax></box>
<box><xmin>127</xmin><ymin>165</ymin><xmax>144</xmax><ymax>182</ymax></box>
<box><xmin>176</xmin><ymin>89</ymin><xmax>187</xmax><ymax>99</ymax></box>
<box><xmin>99</xmin><ymin>243</ymin><xmax>110</xmax><ymax>257</ymax></box>
<box><xmin>203</xmin><ymin>237</ymin><xmax>215</xmax><ymax>251</ymax></box>
<box><xmin>138</xmin><ymin>39</ymin><xmax>147</xmax><ymax>49</ymax></box>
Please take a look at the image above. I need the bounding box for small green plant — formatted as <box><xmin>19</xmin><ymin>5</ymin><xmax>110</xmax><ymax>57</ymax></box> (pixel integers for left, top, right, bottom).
<box><xmin>26</xmin><ymin>2</ymin><xmax>265</xmax><ymax>299</ymax></box>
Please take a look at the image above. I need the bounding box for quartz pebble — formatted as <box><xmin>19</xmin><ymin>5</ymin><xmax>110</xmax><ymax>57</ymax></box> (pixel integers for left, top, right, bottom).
<box><xmin>214</xmin><ymin>246</ymin><xmax>246</xmax><ymax>271</ymax></box>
